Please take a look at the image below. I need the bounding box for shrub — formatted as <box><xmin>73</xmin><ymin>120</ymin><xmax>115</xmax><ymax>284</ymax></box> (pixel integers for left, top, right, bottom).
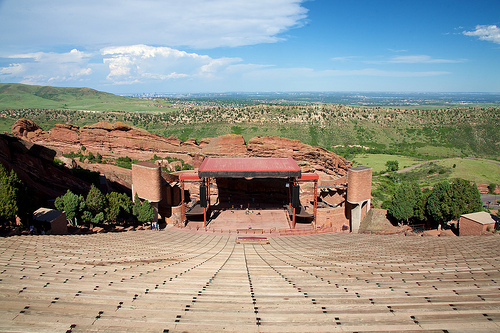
<box><xmin>385</xmin><ymin>160</ymin><xmax>399</xmax><ymax>172</ymax></box>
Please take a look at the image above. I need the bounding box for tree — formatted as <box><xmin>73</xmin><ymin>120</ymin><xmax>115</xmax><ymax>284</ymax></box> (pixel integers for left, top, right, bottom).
<box><xmin>414</xmin><ymin>190</ymin><xmax>431</xmax><ymax>225</ymax></box>
<box><xmin>54</xmin><ymin>190</ymin><xmax>85</xmax><ymax>226</ymax></box>
<box><xmin>86</xmin><ymin>184</ymin><xmax>106</xmax><ymax>216</ymax></box>
<box><xmin>425</xmin><ymin>179</ymin><xmax>483</xmax><ymax>228</ymax></box>
<box><xmin>0</xmin><ymin>169</ymin><xmax>19</xmax><ymax>222</ymax></box>
<box><xmin>87</xmin><ymin>152</ymin><xmax>95</xmax><ymax>163</ymax></box>
<box><xmin>133</xmin><ymin>193</ymin><xmax>154</xmax><ymax>223</ymax></box>
<box><xmin>426</xmin><ymin>181</ymin><xmax>451</xmax><ymax>227</ymax></box>
<box><xmin>0</xmin><ymin>165</ymin><xmax>32</xmax><ymax>225</ymax></box>
<box><xmin>106</xmin><ymin>192</ymin><xmax>132</xmax><ymax>222</ymax></box>
<box><xmin>385</xmin><ymin>160</ymin><xmax>399</xmax><ymax>172</ymax></box>
<box><xmin>388</xmin><ymin>182</ymin><xmax>421</xmax><ymax>224</ymax></box>
<box><xmin>447</xmin><ymin>179</ymin><xmax>482</xmax><ymax>220</ymax></box>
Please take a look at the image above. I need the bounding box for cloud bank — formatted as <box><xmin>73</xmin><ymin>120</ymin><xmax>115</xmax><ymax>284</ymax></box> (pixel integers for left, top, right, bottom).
<box><xmin>0</xmin><ymin>0</ymin><xmax>308</xmax><ymax>49</ymax></box>
<box><xmin>101</xmin><ymin>45</ymin><xmax>241</xmax><ymax>84</ymax></box>
<box><xmin>463</xmin><ymin>25</ymin><xmax>500</xmax><ymax>44</ymax></box>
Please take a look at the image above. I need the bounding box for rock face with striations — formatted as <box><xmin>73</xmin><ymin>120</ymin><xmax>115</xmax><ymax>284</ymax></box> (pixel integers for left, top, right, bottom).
<box><xmin>247</xmin><ymin>136</ymin><xmax>351</xmax><ymax>176</ymax></box>
<box><xmin>0</xmin><ymin>134</ymin><xmax>92</xmax><ymax>201</ymax></box>
<box><xmin>11</xmin><ymin>119</ymin><xmax>351</xmax><ymax>177</ymax></box>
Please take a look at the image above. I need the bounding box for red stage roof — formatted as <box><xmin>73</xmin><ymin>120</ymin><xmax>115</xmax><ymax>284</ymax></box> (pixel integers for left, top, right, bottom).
<box><xmin>179</xmin><ymin>173</ymin><xmax>201</xmax><ymax>181</ymax></box>
<box><xmin>298</xmin><ymin>173</ymin><xmax>319</xmax><ymax>181</ymax></box>
<box><xmin>198</xmin><ymin>157</ymin><xmax>301</xmax><ymax>178</ymax></box>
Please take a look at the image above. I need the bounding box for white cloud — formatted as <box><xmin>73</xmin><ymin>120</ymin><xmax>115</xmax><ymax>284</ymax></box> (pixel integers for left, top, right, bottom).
<box><xmin>101</xmin><ymin>44</ymin><xmax>242</xmax><ymax>84</ymax></box>
<box><xmin>0</xmin><ymin>63</ymin><xmax>25</xmax><ymax>75</ymax></box>
<box><xmin>250</xmin><ymin>67</ymin><xmax>450</xmax><ymax>78</ymax></box>
<box><xmin>331</xmin><ymin>56</ymin><xmax>359</xmax><ymax>62</ymax></box>
<box><xmin>331</xmin><ymin>54</ymin><xmax>463</xmax><ymax>65</ymax></box>
<box><xmin>463</xmin><ymin>25</ymin><xmax>500</xmax><ymax>44</ymax></box>
<box><xmin>0</xmin><ymin>0</ymin><xmax>308</xmax><ymax>49</ymax></box>
<box><xmin>0</xmin><ymin>49</ymin><xmax>93</xmax><ymax>84</ymax></box>
<box><xmin>388</xmin><ymin>55</ymin><xmax>463</xmax><ymax>64</ymax></box>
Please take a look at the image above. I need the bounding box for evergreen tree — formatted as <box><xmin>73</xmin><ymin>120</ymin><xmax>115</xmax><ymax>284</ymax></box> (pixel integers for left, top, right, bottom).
<box><xmin>426</xmin><ymin>181</ymin><xmax>451</xmax><ymax>227</ymax></box>
<box><xmin>388</xmin><ymin>181</ymin><xmax>420</xmax><ymax>224</ymax></box>
<box><xmin>448</xmin><ymin>178</ymin><xmax>482</xmax><ymax>220</ymax></box>
<box><xmin>414</xmin><ymin>190</ymin><xmax>431</xmax><ymax>225</ymax></box>
<box><xmin>106</xmin><ymin>192</ymin><xmax>132</xmax><ymax>222</ymax></box>
<box><xmin>54</xmin><ymin>190</ymin><xmax>85</xmax><ymax>226</ymax></box>
<box><xmin>86</xmin><ymin>184</ymin><xmax>106</xmax><ymax>216</ymax></box>
<box><xmin>425</xmin><ymin>179</ymin><xmax>483</xmax><ymax>227</ymax></box>
<box><xmin>132</xmin><ymin>193</ymin><xmax>141</xmax><ymax>217</ymax></box>
<box><xmin>0</xmin><ymin>164</ymin><xmax>32</xmax><ymax>224</ymax></box>
<box><xmin>133</xmin><ymin>193</ymin><xmax>154</xmax><ymax>223</ymax></box>
<box><xmin>0</xmin><ymin>170</ymin><xmax>19</xmax><ymax>222</ymax></box>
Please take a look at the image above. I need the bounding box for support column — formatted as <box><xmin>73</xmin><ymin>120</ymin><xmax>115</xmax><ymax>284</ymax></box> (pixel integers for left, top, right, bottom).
<box><xmin>180</xmin><ymin>180</ymin><xmax>185</xmax><ymax>227</ymax></box>
<box><xmin>313</xmin><ymin>180</ymin><xmax>318</xmax><ymax>228</ymax></box>
<box><xmin>351</xmin><ymin>203</ymin><xmax>362</xmax><ymax>233</ymax></box>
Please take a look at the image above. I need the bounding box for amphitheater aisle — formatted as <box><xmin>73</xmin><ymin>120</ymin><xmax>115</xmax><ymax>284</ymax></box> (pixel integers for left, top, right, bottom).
<box><xmin>1</xmin><ymin>229</ymin><xmax>500</xmax><ymax>332</ymax></box>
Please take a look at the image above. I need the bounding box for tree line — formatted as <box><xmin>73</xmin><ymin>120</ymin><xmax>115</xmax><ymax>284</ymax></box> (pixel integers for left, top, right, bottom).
<box><xmin>54</xmin><ymin>184</ymin><xmax>154</xmax><ymax>227</ymax></box>
<box><xmin>387</xmin><ymin>178</ymin><xmax>485</xmax><ymax>229</ymax></box>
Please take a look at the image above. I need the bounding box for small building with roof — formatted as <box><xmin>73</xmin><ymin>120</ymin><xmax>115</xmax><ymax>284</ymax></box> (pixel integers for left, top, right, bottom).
<box><xmin>33</xmin><ymin>208</ymin><xmax>67</xmax><ymax>235</ymax></box>
<box><xmin>459</xmin><ymin>211</ymin><xmax>499</xmax><ymax>236</ymax></box>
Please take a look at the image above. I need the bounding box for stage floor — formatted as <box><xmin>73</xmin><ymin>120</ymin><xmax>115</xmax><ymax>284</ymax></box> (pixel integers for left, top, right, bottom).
<box><xmin>186</xmin><ymin>207</ymin><xmax>313</xmax><ymax>232</ymax></box>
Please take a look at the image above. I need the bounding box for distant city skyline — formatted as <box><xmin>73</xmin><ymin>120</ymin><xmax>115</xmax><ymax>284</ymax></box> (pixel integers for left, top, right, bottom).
<box><xmin>0</xmin><ymin>0</ymin><xmax>499</xmax><ymax>94</ymax></box>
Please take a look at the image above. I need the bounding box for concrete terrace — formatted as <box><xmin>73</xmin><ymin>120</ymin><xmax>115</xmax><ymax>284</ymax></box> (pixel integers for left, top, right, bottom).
<box><xmin>1</xmin><ymin>230</ymin><xmax>500</xmax><ymax>332</ymax></box>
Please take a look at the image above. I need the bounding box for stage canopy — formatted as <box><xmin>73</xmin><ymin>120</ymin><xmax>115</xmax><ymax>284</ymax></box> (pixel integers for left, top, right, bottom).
<box><xmin>198</xmin><ymin>157</ymin><xmax>301</xmax><ymax>178</ymax></box>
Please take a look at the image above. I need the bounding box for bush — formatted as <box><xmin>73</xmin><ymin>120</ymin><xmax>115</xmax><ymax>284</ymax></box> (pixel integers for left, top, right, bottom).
<box><xmin>385</xmin><ymin>160</ymin><xmax>399</xmax><ymax>172</ymax></box>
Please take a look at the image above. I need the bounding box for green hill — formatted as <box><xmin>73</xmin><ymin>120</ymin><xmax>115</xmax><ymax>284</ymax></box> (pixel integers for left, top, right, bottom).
<box><xmin>0</xmin><ymin>83</ymin><xmax>175</xmax><ymax>112</ymax></box>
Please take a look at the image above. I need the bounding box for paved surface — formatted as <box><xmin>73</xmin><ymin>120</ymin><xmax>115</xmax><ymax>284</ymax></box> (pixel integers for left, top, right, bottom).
<box><xmin>481</xmin><ymin>194</ymin><xmax>500</xmax><ymax>210</ymax></box>
<box><xmin>1</xmin><ymin>230</ymin><xmax>500</xmax><ymax>332</ymax></box>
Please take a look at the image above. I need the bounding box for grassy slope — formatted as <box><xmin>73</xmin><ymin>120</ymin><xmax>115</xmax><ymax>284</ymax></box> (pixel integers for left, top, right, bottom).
<box><xmin>435</xmin><ymin>158</ymin><xmax>500</xmax><ymax>184</ymax></box>
<box><xmin>0</xmin><ymin>83</ymin><xmax>176</xmax><ymax>112</ymax></box>
<box><xmin>352</xmin><ymin>154</ymin><xmax>425</xmax><ymax>173</ymax></box>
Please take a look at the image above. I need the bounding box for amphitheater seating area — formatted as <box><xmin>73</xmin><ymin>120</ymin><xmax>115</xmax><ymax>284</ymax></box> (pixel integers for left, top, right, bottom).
<box><xmin>1</xmin><ymin>228</ymin><xmax>500</xmax><ymax>332</ymax></box>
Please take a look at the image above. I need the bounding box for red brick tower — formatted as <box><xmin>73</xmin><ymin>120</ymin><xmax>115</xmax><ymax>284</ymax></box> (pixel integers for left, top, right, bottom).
<box><xmin>347</xmin><ymin>166</ymin><xmax>372</xmax><ymax>232</ymax></box>
<box><xmin>132</xmin><ymin>161</ymin><xmax>161</xmax><ymax>222</ymax></box>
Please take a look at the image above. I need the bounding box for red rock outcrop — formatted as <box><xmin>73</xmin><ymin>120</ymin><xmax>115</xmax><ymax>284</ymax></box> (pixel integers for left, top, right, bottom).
<box><xmin>201</xmin><ymin>134</ymin><xmax>248</xmax><ymax>157</ymax></box>
<box><xmin>0</xmin><ymin>134</ymin><xmax>91</xmax><ymax>200</ymax></box>
<box><xmin>247</xmin><ymin>136</ymin><xmax>351</xmax><ymax>176</ymax></box>
<box><xmin>11</xmin><ymin>118</ymin><xmax>43</xmax><ymax>139</ymax></box>
<box><xmin>11</xmin><ymin>119</ymin><xmax>351</xmax><ymax>178</ymax></box>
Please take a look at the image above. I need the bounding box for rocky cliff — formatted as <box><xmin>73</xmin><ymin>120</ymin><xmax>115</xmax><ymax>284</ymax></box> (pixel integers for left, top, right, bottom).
<box><xmin>0</xmin><ymin>134</ymin><xmax>91</xmax><ymax>200</ymax></box>
<box><xmin>12</xmin><ymin>119</ymin><xmax>351</xmax><ymax>177</ymax></box>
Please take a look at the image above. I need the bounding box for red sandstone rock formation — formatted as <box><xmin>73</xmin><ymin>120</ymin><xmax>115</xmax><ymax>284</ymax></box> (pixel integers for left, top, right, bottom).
<box><xmin>200</xmin><ymin>134</ymin><xmax>248</xmax><ymax>157</ymax></box>
<box><xmin>247</xmin><ymin>136</ymin><xmax>351</xmax><ymax>176</ymax></box>
<box><xmin>11</xmin><ymin>118</ymin><xmax>43</xmax><ymax>139</ymax></box>
<box><xmin>0</xmin><ymin>134</ymin><xmax>91</xmax><ymax>200</ymax></box>
<box><xmin>11</xmin><ymin>119</ymin><xmax>351</xmax><ymax>178</ymax></box>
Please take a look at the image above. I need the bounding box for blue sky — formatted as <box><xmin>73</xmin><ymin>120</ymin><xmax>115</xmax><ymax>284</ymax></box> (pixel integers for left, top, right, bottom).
<box><xmin>0</xmin><ymin>0</ymin><xmax>499</xmax><ymax>94</ymax></box>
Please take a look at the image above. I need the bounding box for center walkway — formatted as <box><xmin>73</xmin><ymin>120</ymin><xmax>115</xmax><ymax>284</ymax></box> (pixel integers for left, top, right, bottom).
<box><xmin>1</xmin><ymin>230</ymin><xmax>500</xmax><ymax>332</ymax></box>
